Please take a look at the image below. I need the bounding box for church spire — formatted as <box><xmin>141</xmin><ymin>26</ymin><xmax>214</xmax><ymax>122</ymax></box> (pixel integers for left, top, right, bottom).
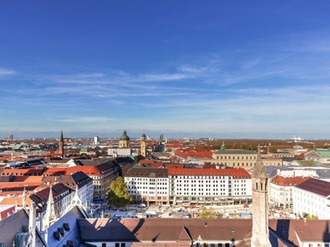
<box><xmin>60</xmin><ymin>130</ymin><xmax>64</xmax><ymax>142</ymax></box>
<box><xmin>252</xmin><ymin>145</ymin><xmax>268</xmax><ymax>179</ymax></box>
<box><xmin>42</xmin><ymin>185</ymin><xmax>57</xmax><ymax>231</ymax></box>
<box><xmin>59</xmin><ymin>130</ymin><xmax>64</xmax><ymax>158</ymax></box>
<box><xmin>251</xmin><ymin>144</ymin><xmax>271</xmax><ymax>247</ymax></box>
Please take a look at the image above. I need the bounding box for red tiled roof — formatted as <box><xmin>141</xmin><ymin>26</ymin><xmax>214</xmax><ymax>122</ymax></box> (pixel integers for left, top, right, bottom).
<box><xmin>1</xmin><ymin>168</ymin><xmax>44</xmax><ymax>176</ymax></box>
<box><xmin>0</xmin><ymin>195</ymin><xmax>33</xmax><ymax>207</ymax></box>
<box><xmin>174</xmin><ymin>150</ymin><xmax>213</xmax><ymax>159</ymax></box>
<box><xmin>165</xmin><ymin>142</ymin><xmax>185</xmax><ymax>149</ymax></box>
<box><xmin>0</xmin><ymin>205</ymin><xmax>15</xmax><ymax>220</ymax></box>
<box><xmin>270</xmin><ymin>175</ymin><xmax>310</xmax><ymax>186</ymax></box>
<box><xmin>35</xmin><ymin>183</ymin><xmax>70</xmax><ymax>201</ymax></box>
<box><xmin>66</xmin><ymin>166</ymin><xmax>100</xmax><ymax>175</ymax></box>
<box><xmin>296</xmin><ymin>178</ymin><xmax>330</xmax><ymax>197</ymax></box>
<box><xmin>43</xmin><ymin>167</ymin><xmax>66</xmax><ymax>175</ymax></box>
<box><xmin>45</xmin><ymin>166</ymin><xmax>101</xmax><ymax>176</ymax></box>
<box><xmin>0</xmin><ymin>182</ymin><xmax>41</xmax><ymax>190</ymax></box>
<box><xmin>168</xmin><ymin>167</ymin><xmax>251</xmax><ymax>178</ymax></box>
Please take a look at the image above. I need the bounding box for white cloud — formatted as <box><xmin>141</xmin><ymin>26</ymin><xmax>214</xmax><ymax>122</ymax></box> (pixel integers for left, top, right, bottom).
<box><xmin>57</xmin><ymin>117</ymin><xmax>113</xmax><ymax>123</ymax></box>
<box><xmin>0</xmin><ymin>68</ymin><xmax>16</xmax><ymax>76</ymax></box>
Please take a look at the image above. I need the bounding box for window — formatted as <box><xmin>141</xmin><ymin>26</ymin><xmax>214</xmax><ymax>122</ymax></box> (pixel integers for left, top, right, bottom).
<box><xmin>102</xmin><ymin>244</ymin><xmax>106</xmax><ymax>247</ymax></box>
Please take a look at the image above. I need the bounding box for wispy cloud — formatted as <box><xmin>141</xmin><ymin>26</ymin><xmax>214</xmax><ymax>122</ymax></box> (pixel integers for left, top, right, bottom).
<box><xmin>57</xmin><ymin>117</ymin><xmax>113</xmax><ymax>123</ymax></box>
<box><xmin>0</xmin><ymin>68</ymin><xmax>16</xmax><ymax>76</ymax></box>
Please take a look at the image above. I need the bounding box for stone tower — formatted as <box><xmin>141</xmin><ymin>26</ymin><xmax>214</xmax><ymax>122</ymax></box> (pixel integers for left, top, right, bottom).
<box><xmin>58</xmin><ymin>130</ymin><xmax>64</xmax><ymax>158</ymax></box>
<box><xmin>251</xmin><ymin>145</ymin><xmax>271</xmax><ymax>247</ymax></box>
<box><xmin>141</xmin><ymin>133</ymin><xmax>147</xmax><ymax>157</ymax></box>
<box><xmin>119</xmin><ymin>130</ymin><xmax>130</xmax><ymax>148</ymax></box>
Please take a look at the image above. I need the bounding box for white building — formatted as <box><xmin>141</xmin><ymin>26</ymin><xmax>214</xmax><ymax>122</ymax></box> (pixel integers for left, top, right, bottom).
<box><xmin>292</xmin><ymin>178</ymin><xmax>330</xmax><ymax>219</ymax></box>
<box><xmin>125</xmin><ymin>166</ymin><xmax>252</xmax><ymax>206</ymax></box>
<box><xmin>94</xmin><ymin>136</ymin><xmax>100</xmax><ymax>145</ymax></box>
<box><xmin>270</xmin><ymin>175</ymin><xmax>310</xmax><ymax>209</ymax></box>
<box><xmin>276</xmin><ymin>169</ymin><xmax>318</xmax><ymax>178</ymax></box>
<box><xmin>168</xmin><ymin>167</ymin><xmax>252</xmax><ymax>206</ymax></box>
<box><xmin>125</xmin><ymin>167</ymin><xmax>169</xmax><ymax>205</ymax></box>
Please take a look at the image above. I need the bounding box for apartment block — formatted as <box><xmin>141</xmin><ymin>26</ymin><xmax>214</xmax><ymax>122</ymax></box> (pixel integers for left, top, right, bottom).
<box><xmin>292</xmin><ymin>178</ymin><xmax>330</xmax><ymax>219</ymax></box>
<box><xmin>125</xmin><ymin>166</ymin><xmax>252</xmax><ymax>206</ymax></box>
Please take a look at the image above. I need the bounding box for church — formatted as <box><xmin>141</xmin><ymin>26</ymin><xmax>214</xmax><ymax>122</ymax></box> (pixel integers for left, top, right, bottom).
<box><xmin>107</xmin><ymin>130</ymin><xmax>148</xmax><ymax>157</ymax></box>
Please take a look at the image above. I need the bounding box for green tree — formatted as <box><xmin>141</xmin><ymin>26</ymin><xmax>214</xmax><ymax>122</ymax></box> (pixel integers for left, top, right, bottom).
<box><xmin>107</xmin><ymin>176</ymin><xmax>132</xmax><ymax>208</ymax></box>
<box><xmin>198</xmin><ymin>206</ymin><xmax>222</xmax><ymax>219</ymax></box>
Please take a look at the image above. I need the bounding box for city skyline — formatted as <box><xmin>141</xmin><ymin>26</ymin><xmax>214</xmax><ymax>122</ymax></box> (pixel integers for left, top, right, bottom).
<box><xmin>1</xmin><ymin>1</ymin><xmax>330</xmax><ymax>139</ymax></box>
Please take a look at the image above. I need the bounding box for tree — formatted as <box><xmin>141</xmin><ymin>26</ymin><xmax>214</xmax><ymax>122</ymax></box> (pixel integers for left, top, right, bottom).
<box><xmin>107</xmin><ymin>176</ymin><xmax>132</xmax><ymax>208</ymax></box>
<box><xmin>198</xmin><ymin>206</ymin><xmax>222</xmax><ymax>219</ymax></box>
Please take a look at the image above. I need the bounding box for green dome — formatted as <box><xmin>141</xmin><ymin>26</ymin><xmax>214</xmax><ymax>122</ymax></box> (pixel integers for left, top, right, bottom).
<box><xmin>120</xmin><ymin>130</ymin><xmax>130</xmax><ymax>140</ymax></box>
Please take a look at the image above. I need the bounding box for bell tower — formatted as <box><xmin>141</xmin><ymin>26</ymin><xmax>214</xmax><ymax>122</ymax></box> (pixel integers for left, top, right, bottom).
<box><xmin>140</xmin><ymin>133</ymin><xmax>147</xmax><ymax>157</ymax></box>
<box><xmin>251</xmin><ymin>145</ymin><xmax>271</xmax><ymax>247</ymax></box>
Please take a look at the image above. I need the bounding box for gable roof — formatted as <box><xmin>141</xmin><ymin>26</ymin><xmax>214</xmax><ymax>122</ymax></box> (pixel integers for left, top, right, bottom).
<box><xmin>0</xmin><ymin>209</ymin><xmax>45</xmax><ymax>247</ymax></box>
<box><xmin>174</xmin><ymin>150</ymin><xmax>213</xmax><ymax>159</ymax></box>
<box><xmin>78</xmin><ymin>218</ymin><xmax>253</xmax><ymax>243</ymax></box>
<box><xmin>295</xmin><ymin>178</ymin><xmax>330</xmax><ymax>197</ymax></box>
<box><xmin>47</xmin><ymin>206</ymin><xmax>86</xmax><ymax>246</ymax></box>
<box><xmin>271</xmin><ymin>175</ymin><xmax>311</xmax><ymax>186</ymax></box>
<box><xmin>77</xmin><ymin>218</ymin><xmax>330</xmax><ymax>246</ymax></box>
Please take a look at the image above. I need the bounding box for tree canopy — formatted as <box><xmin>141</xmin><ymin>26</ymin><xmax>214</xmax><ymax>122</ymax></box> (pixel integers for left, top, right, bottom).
<box><xmin>198</xmin><ymin>206</ymin><xmax>223</xmax><ymax>219</ymax></box>
<box><xmin>107</xmin><ymin>176</ymin><xmax>132</xmax><ymax>208</ymax></box>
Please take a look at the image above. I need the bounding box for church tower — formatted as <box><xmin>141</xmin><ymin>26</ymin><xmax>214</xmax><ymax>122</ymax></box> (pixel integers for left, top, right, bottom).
<box><xmin>140</xmin><ymin>133</ymin><xmax>147</xmax><ymax>157</ymax></box>
<box><xmin>58</xmin><ymin>130</ymin><xmax>64</xmax><ymax>158</ymax></box>
<box><xmin>251</xmin><ymin>145</ymin><xmax>271</xmax><ymax>247</ymax></box>
<box><xmin>119</xmin><ymin>130</ymin><xmax>130</xmax><ymax>148</ymax></box>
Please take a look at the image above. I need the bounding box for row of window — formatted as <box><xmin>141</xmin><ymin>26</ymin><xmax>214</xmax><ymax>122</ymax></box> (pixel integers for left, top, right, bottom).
<box><xmin>215</xmin><ymin>155</ymin><xmax>256</xmax><ymax>160</ymax></box>
<box><xmin>172</xmin><ymin>176</ymin><xmax>230</xmax><ymax>179</ymax></box>
<box><xmin>175</xmin><ymin>180</ymin><xmax>229</xmax><ymax>183</ymax></box>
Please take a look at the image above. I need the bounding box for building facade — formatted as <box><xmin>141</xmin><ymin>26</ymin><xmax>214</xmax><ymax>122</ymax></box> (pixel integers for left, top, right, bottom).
<box><xmin>292</xmin><ymin>178</ymin><xmax>330</xmax><ymax>219</ymax></box>
<box><xmin>211</xmin><ymin>149</ymin><xmax>258</xmax><ymax>168</ymax></box>
<box><xmin>125</xmin><ymin>166</ymin><xmax>252</xmax><ymax>206</ymax></box>
<box><xmin>269</xmin><ymin>175</ymin><xmax>310</xmax><ymax>209</ymax></box>
<box><xmin>304</xmin><ymin>149</ymin><xmax>330</xmax><ymax>164</ymax></box>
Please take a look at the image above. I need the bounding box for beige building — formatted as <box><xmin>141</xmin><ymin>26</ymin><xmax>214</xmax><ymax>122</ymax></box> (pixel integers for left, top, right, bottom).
<box><xmin>212</xmin><ymin>149</ymin><xmax>257</xmax><ymax>168</ymax></box>
<box><xmin>210</xmin><ymin>143</ymin><xmax>282</xmax><ymax>168</ymax></box>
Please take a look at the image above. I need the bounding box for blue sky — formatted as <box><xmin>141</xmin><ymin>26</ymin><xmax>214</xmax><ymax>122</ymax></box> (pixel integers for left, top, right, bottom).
<box><xmin>1</xmin><ymin>1</ymin><xmax>330</xmax><ymax>139</ymax></box>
